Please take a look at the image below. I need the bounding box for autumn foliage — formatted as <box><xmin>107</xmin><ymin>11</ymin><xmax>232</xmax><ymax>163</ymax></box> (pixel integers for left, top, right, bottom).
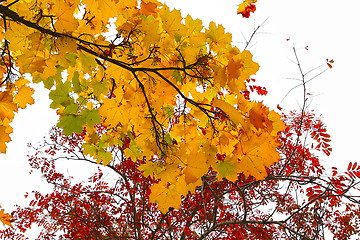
<box><xmin>0</xmin><ymin>0</ymin><xmax>360</xmax><ymax>239</ymax></box>
<box><xmin>0</xmin><ymin>0</ymin><xmax>286</xmax><ymax>212</ymax></box>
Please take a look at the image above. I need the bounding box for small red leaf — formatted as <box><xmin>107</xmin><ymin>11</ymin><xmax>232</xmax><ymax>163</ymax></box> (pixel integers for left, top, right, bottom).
<box><xmin>348</xmin><ymin>162</ymin><xmax>352</xmax><ymax>172</ymax></box>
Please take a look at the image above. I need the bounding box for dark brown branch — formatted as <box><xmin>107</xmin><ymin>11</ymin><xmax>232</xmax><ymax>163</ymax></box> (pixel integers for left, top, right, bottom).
<box><xmin>132</xmin><ymin>72</ymin><xmax>167</xmax><ymax>156</ymax></box>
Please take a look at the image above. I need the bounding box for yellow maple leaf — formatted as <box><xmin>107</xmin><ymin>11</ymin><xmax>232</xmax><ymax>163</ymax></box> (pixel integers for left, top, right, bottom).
<box><xmin>0</xmin><ymin>118</ymin><xmax>13</xmax><ymax>153</ymax></box>
<box><xmin>14</xmin><ymin>77</ymin><xmax>30</xmax><ymax>88</ymax></box>
<box><xmin>213</xmin><ymin>65</ymin><xmax>227</xmax><ymax>88</ymax></box>
<box><xmin>78</xmin><ymin>51</ymin><xmax>98</xmax><ymax>73</ymax></box>
<box><xmin>236</xmin><ymin>132</ymin><xmax>280</xmax><ymax>179</ymax></box>
<box><xmin>268</xmin><ymin>110</ymin><xmax>286</xmax><ymax>136</ymax></box>
<box><xmin>51</xmin><ymin>0</ymin><xmax>79</xmax><ymax>32</ymax></box>
<box><xmin>216</xmin><ymin>132</ymin><xmax>238</xmax><ymax>156</ymax></box>
<box><xmin>37</xmin><ymin>58</ymin><xmax>59</xmax><ymax>80</ymax></box>
<box><xmin>171</xmin><ymin>118</ymin><xmax>198</xmax><ymax>143</ymax></box>
<box><xmin>183</xmin><ymin>151</ymin><xmax>209</xmax><ymax>186</ymax></box>
<box><xmin>185</xmin><ymin>15</ymin><xmax>203</xmax><ymax>36</ymax></box>
<box><xmin>81</xmin><ymin>0</ymin><xmax>98</xmax><ymax>14</ymax></box>
<box><xmin>4</xmin><ymin>22</ymin><xmax>33</xmax><ymax>52</ymax></box>
<box><xmin>140</xmin><ymin>16</ymin><xmax>161</xmax><ymax>49</ymax></box>
<box><xmin>14</xmin><ymin>85</ymin><xmax>35</xmax><ymax>109</ymax></box>
<box><xmin>55</xmin><ymin>36</ymin><xmax>78</xmax><ymax>56</ymax></box>
<box><xmin>205</xmin><ymin>21</ymin><xmax>232</xmax><ymax>52</ymax></box>
<box><xmin>241</xmin><ymin>50</ymin><xmax>260</xmax><ymax>78</ymax></box>
<box><xmin>159</xmin><ymin>6</ymin><xmax>187</xmax><ymax>37</ymax></box>
<box><xmin>117</xmin><ymin>0</ymin><xmax>137</xmax><ymax>9</ymax></box>
<box><xmin>17</xmin><ymin>50</ymin><xmax>46</xmax><ymax>74</ymax></box>
<box><xmin>212</xmin><ymin>98</ymin><xmax>246</xmax><ymax>127</ymax></box>
<box><xmin>226</xmin><ymin>50</ymin><xmax>259</xmax><ymax>93</ymax></box>
<box><xmin>135</xmin><ymin>131</ymin><xmax>159</xmax><ymax>159</ymax></box>
<box><xmin>98</xmin><ymin>90</ymin><xmax>134</xmax><ymax>131</ymax></box>
<box><xmin>97</xmin><ymin>0</ymin><xmax>119</xmax><ymax>22</ymax></box>
<box><xmin>157</xmin><ymin>162</ymin><xmax>181</xmax><ymax>184</ymax></box>
<box><xmin>149</xmin><ymin>174</ymin><xmax>188</xmax><ymax>213</ymax></box>
<box><xmin>99</xmin><ymin>98</ymin><xmax>124</xmax><ymax>128</ymax></box>
<box><xmin>123</xmin><ymin>139</ymin><xmax>143</xmax><ymax>160</ymax></box>
<box><xmin>0</xmin><ymin>91</ymin><xmax>18</xmax><ymax>121</ymax></box>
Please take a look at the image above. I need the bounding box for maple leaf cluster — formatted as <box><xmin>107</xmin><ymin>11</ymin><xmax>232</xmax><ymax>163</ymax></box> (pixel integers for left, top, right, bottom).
<box><xmin>0</xmin><ymin>0</ymin><xmax>286</xmax><ymax>212</ymax></box>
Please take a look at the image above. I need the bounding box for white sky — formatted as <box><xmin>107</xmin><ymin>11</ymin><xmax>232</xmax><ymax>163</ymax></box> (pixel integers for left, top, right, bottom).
<box><xmin>1</xmin><ymin>0</ymin><xmax>360</xmax><ymax>222</ymax></box>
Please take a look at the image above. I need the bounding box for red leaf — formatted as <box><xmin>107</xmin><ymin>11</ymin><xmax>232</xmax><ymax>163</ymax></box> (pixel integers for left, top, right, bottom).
<box><xmin>353</xmin><ymin>162</ymin><xmax>358</xmax><ymax>171</ymax></box>
<box><xmin>348</xmin><ymin>162</ymin><xmax>352</xmax><ymax>172</ymax></box>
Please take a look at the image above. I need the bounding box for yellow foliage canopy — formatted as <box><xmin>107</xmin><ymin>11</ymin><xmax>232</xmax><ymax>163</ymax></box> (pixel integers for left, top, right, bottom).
<box><xmin>0</xmin><ymin>0</ymin><xmax>285</xmax><ymax>213</ymax></box>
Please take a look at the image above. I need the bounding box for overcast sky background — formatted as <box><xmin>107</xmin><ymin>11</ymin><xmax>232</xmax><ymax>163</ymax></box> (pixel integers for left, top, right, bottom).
<box><xmin>1</xmin><ymin>0</ymin><xmax>360</xmax><ymax>231</ymax></box>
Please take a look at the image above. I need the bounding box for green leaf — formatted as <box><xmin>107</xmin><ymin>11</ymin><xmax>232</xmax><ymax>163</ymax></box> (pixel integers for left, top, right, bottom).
<box><xmin>49</xmin><ymin>81</ymin><xmax>73</xmax><ymax>109</ymax></box>
<box><xmin>82</xmin><ymin>108</ymin><xmax>102</xmax><ymax>128</ymax></box>
<box><xmin>58</xmin><ymin>104</ymin><xmax>101</xmax><ymax>135</ymax></box>
<box><xmin>71</xmin><ymin>71</ymin><xmax>82</xmax><ymax>93</ymax></box>
<box><xmin>83</xmin><ymin>142</ymin><xmax>97</xmax><ymax>157</ymax></box>
<box><xmin>89</xmin><ymin>78</ymin><xmax>110</xmax><ymax>97</ymax></box>
<box><xmin>63</xmin><ymin>103</ymin><xmax>80</xmax><ymax>114</ymax></box>
<box><xmin>82</xmin><ymin>143</ymin><xmax>113</xmax><ymax>165</ymax></box>
<box><xmin>97</xmin><ymin>148</ymin><xmax>113</xmax><ymax>165</ymax></box>
<box><xmin>124</xmin><ymin>140</ymin><xmax>142</xmax><ymax>159</ymax></box>
<box><xmin>174</xmin><ymin>33</ymin><xmax>182</xmax><ymax>42</ymax></box>
<box><xmin>79</xmin><ymin>51</ymin><xmax>97</xmax><ymax>73</ymax></box>
<box><xmin>57</xmin><ymin>114</ymin><xmax>84</xmax><ymax>135</ymax></box>
<box><xmin>172</xmin><ymin>70</ymin><xmax>183</xmax><ymax>83</ymax></box>
<box><xmin>165</xmin><ymin>133</ymin><xmax>172</xmax><ymax>144</ymax></box>
<box><xmin>215</xmin><ymin>157</ymin><xmax>240</xmax><ymax>182</ymax></box>
<box><xmin>65</xmin><ymin>52</ymin><xmax>78</xmax><ymax>67</ymax></box>
<box><xmin>163</xmin><ymin>105</ymin><xmax>174</xmax><ymax>118</ymax></box>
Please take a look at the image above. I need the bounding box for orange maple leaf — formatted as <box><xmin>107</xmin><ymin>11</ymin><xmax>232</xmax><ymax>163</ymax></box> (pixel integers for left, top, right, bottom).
<box><xmin>0</xmin><ymin>118</ymin><xmax>13</xmax><ymax>153</ymax></box>
<box><xmin>0</xmin><ymin>91</ymin><xmax>18</xmax><ymax>120</ymax></box>
<box><xmin>0</xmin><ymin>207</ymin><xmax>12</xmax><ymax>227</ymax></box>
<box><xmin>14</xmin><ymin>85</ymin><xmax>35</xmax><ymax>109</ymax></box>
<box><xmin>248</xmin><ymin>102</ymin><xmax>272</xmax><ymax>131</ymax></box>
<box><xmin>140</xmin><ymin>0</ymin><xmax>161</xmax><ymax>17</ymax></box>
<box><xmin>237</xmin><ymin>0</ymin><xmax>257</xmax><ymax>18</ymax></box>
